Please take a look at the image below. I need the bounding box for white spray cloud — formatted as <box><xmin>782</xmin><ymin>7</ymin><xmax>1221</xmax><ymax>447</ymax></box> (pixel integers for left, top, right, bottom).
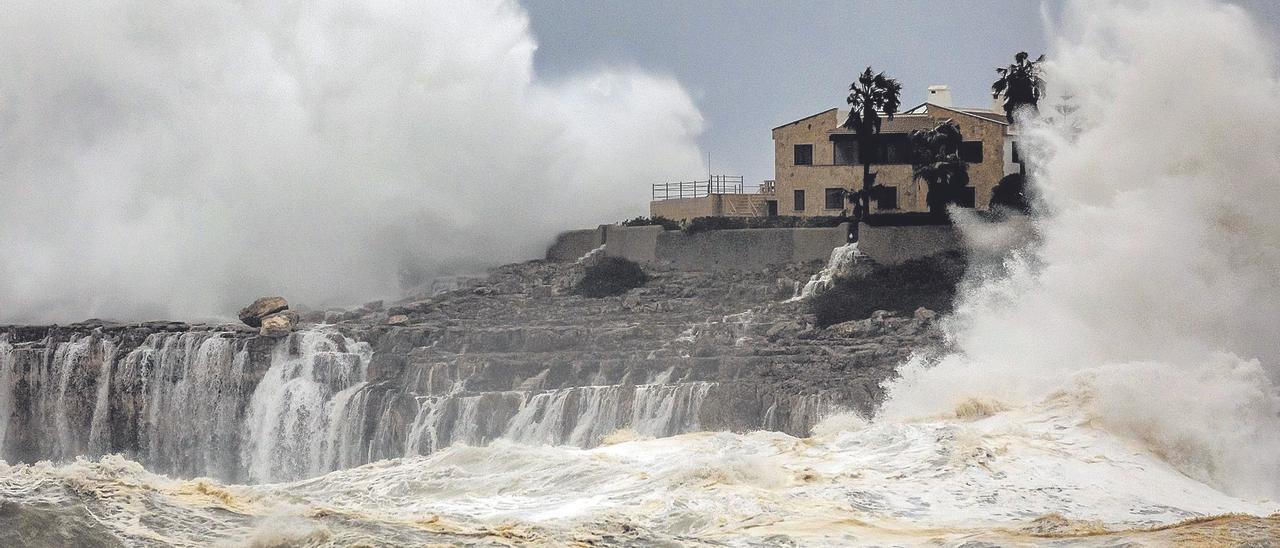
<box><xmin>882</xmin><ymin>0</ymin><xmax>1280</xmax><ymax>498</ymax></box>
<box><xmin>0</xmin><ymin>0</ymin><xmax>705</xmax><ymax>322</ymax></box>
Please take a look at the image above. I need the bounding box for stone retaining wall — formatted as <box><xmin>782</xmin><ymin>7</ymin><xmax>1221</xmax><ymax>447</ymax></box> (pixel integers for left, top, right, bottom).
<box><xmin>855</xmin><ymin>215</ymin><xmax>1035</xmax><ymax>265</ymax></box>
<box><xmin>855</xmin><ymin>223</ymin><xmax>961</xmax><ymax>265</ymax></box>
<box><xmin>545</xmin><ymin>228</ymin><xmax>604</xmax><ymax>262</ymax></box>
<box><xmin>599</xmin><ymin>223</ymin><xmax>849</xmax><ymax>270</ymax></box>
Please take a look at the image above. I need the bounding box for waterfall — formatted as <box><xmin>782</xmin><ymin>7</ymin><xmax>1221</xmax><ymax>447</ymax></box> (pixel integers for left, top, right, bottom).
<box><xmin>240</xmin><ymin>331</ymin><xmax>372</xmax><ymax>483</ymax></box>
<box><xmin>0</xmin><ymin>327</ymin><xmax>818</xmax><ymax>483</ymax></box>
<box><xmin>135</xmin><ymin>333</ymin><xmax>248</xmax><ymax>479</ymax></box>
<box><xmin>0</xmin><ymin>337</ymin><xmax>12</xmax><ymax>452</ymax></box>
<box><xmin>788</xmin><ymin>243</ymin><xmax>862</xmax><ymax>301</ymax></box>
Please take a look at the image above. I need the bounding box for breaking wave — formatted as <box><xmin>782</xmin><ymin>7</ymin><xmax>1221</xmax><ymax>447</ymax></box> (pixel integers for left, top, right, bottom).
<box><xmin>1</xmin><ymin>398</ymin><xmax>1276</xmax><ymax>546</ymax></box>
<box><xmin>881</xmin><ymin>0</ymin><xmax>1280</xmax><ymax>500</ymax></box>
<box><xmin>2</xmin><ymin>0</ymin><xmax>1280</xmax><ymax>545</ymax></box>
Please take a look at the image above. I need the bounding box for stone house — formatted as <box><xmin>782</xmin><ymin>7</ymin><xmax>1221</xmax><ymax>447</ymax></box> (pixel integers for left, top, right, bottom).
<box><xmin>650</xmin><ymin>85</ymin><xmax>1018</xmax><ymax>222</ymax></box>
<box><xmin>769</xmin><ymin>85</ymin><xmax>1017</xmax><ymax>217</ymax></box>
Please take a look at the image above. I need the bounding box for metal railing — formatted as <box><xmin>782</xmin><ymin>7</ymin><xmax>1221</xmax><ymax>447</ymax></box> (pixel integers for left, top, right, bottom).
<box><xmin>652</xmin><ymin>175</ymin><xmax>749</xmax><ymax>200</ymax></box>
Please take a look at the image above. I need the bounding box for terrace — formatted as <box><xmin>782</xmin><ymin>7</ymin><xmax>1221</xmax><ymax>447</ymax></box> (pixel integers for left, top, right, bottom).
<box><xmin>650</xmin><ymin>175</ymin><xmax>777</xmax><ymax>221</ymax></box>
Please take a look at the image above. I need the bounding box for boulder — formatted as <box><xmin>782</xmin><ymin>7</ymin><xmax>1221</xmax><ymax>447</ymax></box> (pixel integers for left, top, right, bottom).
<box><xmin>387</xmin><ymin>314</ymin><xmax>410</xmax><ymax>326</ymax></box>
<box><xmin>239</xmin><ymin>297</ymin><xmax>289</xmax><ymax>327</ymax></box>
<box><xmin>913</xmin><ymin>307</ymin><xmax>938</xmax><ymax>324</ymax></box>
<box><xmin>827</xmin><ymin>319</ymin><xmax>872</xmax><ymax>338</ymax></box>
<box><xmin>259</xmin><ymin>310</ymin><xmax>298</xmax><ymax>338</ymax></box>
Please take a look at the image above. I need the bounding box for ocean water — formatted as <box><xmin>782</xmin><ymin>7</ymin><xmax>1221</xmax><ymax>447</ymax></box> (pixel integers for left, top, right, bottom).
<box><xmin>4</xmin><ymin>0</ymin><xmax>1280</xmax><ymax>546</ymax></box>
<box><xmin>1</xmin><ymin>392</ymin><xmax>1275</xmax><ymax>546</ymax></box>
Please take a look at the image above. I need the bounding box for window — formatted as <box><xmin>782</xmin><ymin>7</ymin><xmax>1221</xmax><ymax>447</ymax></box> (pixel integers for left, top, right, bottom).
<box><xmin>960</xmin><ymin>141</ymin><xmax>984</xmax><ymax>163</ymax></box>
<box><xmin>1010</xmin><ymin>141</ymin><xmax>1021</xmax><ymax>164</ymax></box>
<box><xmin>793</xmin><ymin>189</ymin><xmax>806</xmax><ymax>211</ymax></box>
<box><xmin>793</xmin><ymin>144</ymin><xmax>813</xmax><ymax>166</ymax></box>
<box><xmin>824</xmin><ymin>188</ymin><xmax>845</xmax><ymax>209</ymax></box>
<box><xmin>956</xmin><ymin>186</ymin><xmax>976</xmax><ymax>208</ymax></box>
<box><xmin>830</xmin><ymin>134</ymin><xmax>912</xmax><ymax>165</ymax></box>
<box><xmin>875</xmin><ymin>186</ymin><xmax>898</xmax><ymax>210</ymax></box>
<box><xmin>884</xmin><ymin>140</ymin><xmax>910</xmax><ymax>164</ymax></box>
<box><xmin>833</xmin><ymin>141</ymin><xmax>858</xmax><ymax>165</ymax></box>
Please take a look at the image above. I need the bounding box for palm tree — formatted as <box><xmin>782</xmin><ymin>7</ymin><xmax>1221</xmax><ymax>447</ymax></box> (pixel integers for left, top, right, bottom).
<box><xmin>842</xmin><ymin>67</ymin><xmax>902</xmax><ymax>220</ymax></box>
<box><xmin>992</xmin><ymin>52</ymin><xmax>1046</xmax><ymax>179</ymax></box>
<box><xmin>991</xmin><ymin>52</ymin><xmax>1045</xmax><ymax>124</ymax></box>
<box><xmin>909</xmin><ymin>120</ymin><xmax>970</xmax><ymax>217</ymax></box>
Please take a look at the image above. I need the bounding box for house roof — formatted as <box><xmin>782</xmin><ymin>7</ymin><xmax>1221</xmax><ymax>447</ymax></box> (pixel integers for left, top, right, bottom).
<box><xmin>904</xmin><ymin>102</ymin><xmax>1010</xmax><ymax>125</ymax></box>
<box><xmin>958</xmin><ymin>108</ymin><xmax>1008</xmax><ymax>124</ymax></box>
<box><xmin>770</xmin><ymin>108</ymin><xmax>838</xmax><ymax>131</ymax></box>
<box><xmin>776</xmin><ymin>102</ymin><xmax>1010</xmax><ymax>138</ymax></box>
<box><xmin>827</xmin><ymin>113</ymin><xmax>942</xmax><ymax>135</ymax></box>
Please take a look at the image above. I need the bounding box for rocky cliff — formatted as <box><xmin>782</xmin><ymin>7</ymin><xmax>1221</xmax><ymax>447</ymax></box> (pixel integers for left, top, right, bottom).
<box><xmin>0</xmin><ymin>258</ymin><xmax>943</xmax><ymax>483</ymax></box>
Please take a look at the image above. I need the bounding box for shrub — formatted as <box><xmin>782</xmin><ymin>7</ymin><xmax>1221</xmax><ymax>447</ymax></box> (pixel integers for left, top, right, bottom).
<box><xmin>684</xmin><ymin>216</ymin><xmax>747</xmax><ymax>233</ymax></box>
<box><xmin>860</xmin><ymin>212</ymin><xmax>952</xmax><ymax>227</ymax></box>
<box><xmin>810</xmin><ymin>251</ymin><xmax>967</xmax><ymax>327</ymax></box>
<box><xmin>621</xmin><ymin>216</ymin><xmax>681</xmax><ymax>230</ymax></box>
<box><xmin>989</xmin><ymin>174</ymin><xmax>1031</xmax><ymax>213</ymax></box>
<box><xmin>683</xmin><ymin>215</ymin><xmax>850</xmax><ymax>234</ymax></box>
<box><xmin>574</xmin><ymin>257</ymin><xmax>649</xmax><ymax>298</ymax></box>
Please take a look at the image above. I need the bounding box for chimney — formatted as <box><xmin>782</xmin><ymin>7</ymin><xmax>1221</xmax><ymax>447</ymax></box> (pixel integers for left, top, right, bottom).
<box><xmin>927</xmin><ymin>85</ymin><xmax>953</xmax><ymax>107</ymax></box>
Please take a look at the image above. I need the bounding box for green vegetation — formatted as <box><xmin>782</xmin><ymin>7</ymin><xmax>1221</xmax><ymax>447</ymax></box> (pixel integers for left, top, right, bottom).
<box><xmin>993</xmin><ymin>51</ymin><xmax>1046</xmax><ymax>178</ymax></box>
<box><xmin>909</xmin><ymin>120</ymin><xmax>971</xmax><ymax>217</ymax></box>
<box><xmin>991</xmin><ymin>51</ymin><xmax>1046</xmax><ymax>125</ymax></box>
<box><xmin>843</xmin><ymin>67</ymin><xmax>903</xmax><ymax>220</ymax></box>
<box><xmin>683</xmin><ymin>215</ymin><xmax>849</xmax><ymax>234</ymax></box>
<box><xmin>574</xmin><ymin>257</ymin><xmax>649</xmax><ymax>298</ymax></box>
<box><xmin>620</xmin><ymin>216</ymin><xmax>681</xmax><ymax>230</ymax></box>
<box><xmin>810</xmin><ymin>251</ymin><xmax>967</xmax><ymax>327</ymax></box>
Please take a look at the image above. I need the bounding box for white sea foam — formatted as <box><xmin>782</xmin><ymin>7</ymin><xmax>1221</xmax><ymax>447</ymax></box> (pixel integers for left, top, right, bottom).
<box><xmin>2</xmin><ymin>397</ymin><xmax>1274</xmax><ymax>545</ymax></box>
<box><xmin>881</xmin><ymin>0</ymin><xmax>1280</xmax><ymax>499</ymax></box>
<box><xmin>1</xmin><ymin>1</ymin><xmax>1278</xmax><ymax>545</ymax></box>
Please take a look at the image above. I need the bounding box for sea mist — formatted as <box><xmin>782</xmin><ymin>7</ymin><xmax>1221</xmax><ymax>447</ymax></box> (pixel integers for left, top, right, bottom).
<box><xmin>882</xmin><ymin>0</ymin><xmax>1280</xmax><ymax>498</ymax></box>
<box><xmin>0</xmin><ymin>0</ymin><xmax>705</xmax><ymax>323</ymax></box>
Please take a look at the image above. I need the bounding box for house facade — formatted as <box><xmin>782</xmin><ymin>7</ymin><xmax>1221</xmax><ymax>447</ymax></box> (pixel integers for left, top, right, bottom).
<box><xmin>649</xmin><ymin>85</ymin><xmax>1017</xmax><ymax>222</ymax></box>
<box><xmin>770</xmin><ymin>86</ymin><xmax>1017</xmax><ymax>217</ymax></box>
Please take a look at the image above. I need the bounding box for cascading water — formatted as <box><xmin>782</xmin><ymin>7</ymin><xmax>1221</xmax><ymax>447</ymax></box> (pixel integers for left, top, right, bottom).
<box><xmin>241</xmin><ymin>331</ymin><xmax>373</xmax><ymax>483</ymax></box>
<box><xmin>788</xmin><ymin>243</ymin><xmax>864</xmax><ymax>301</ymax></box>
<box><xmin>4</xmin><ymin>0</ymin><xmax>1280</xmax><ymax>545</ymax></box>
<box><xmin>0</xmin><ymin>337</ymin><xmax>13</xmax><ymax>453</ymax></box>
<box><xmin>134</xmin><ymin>333</ymin><xmax>250</xmax><ymax>480</ymax></box>
<box><xmin>0</xmin><ymin>329</ymin><xmax>770</xmax><ymax>484</ymax></box>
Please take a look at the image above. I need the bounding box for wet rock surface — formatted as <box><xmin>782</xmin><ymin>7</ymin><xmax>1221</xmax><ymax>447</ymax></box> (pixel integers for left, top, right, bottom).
<box><xmin>258</xmin><ymin>310</ymin><xmax>298</xmax><ymax>337</ymax></box>
<box><xmin>0</xmin><ymin>259</ymin><xmax>944</xmax><ymax>482</ymax></box>
<box><xmin>237</xmin><ymin>296</ymin><xmax>289</xmax><ymax>328</ymax></box>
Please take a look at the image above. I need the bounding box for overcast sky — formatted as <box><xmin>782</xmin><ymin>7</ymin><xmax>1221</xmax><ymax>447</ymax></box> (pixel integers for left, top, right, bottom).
<box><xmin>525</xmin><ymin>0</ymin><xmax>1280</xmax><ymax>185</ymax></box>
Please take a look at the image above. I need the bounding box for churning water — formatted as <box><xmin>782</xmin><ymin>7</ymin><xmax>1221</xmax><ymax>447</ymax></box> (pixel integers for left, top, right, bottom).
<box><xmin>4</xmin><ymin>0</ymin><xmax>1280</xmax><ymax>545</ymax></box>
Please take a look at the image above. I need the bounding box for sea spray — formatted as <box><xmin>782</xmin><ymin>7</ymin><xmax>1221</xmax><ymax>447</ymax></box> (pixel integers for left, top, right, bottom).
<box><xmin>0</xmin><ymin>0</ymin><xmax>706</xmax><ymax>322</ymax></box>
<box><xmin>880</xmin><ymin>0</ymin><xmax>1280</xmax><ymax>498</ymax></box>
<box><xmin>788</xmin><ymin>243</ymin><xmax>863</xmax><ymax>301</ymax></box>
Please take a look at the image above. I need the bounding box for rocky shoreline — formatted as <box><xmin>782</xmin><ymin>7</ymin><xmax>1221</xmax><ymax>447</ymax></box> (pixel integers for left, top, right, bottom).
<box><xmin>0</xmin><ymin>257</ymin><xmax>945</xmax><ymax>482</ymax></box>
